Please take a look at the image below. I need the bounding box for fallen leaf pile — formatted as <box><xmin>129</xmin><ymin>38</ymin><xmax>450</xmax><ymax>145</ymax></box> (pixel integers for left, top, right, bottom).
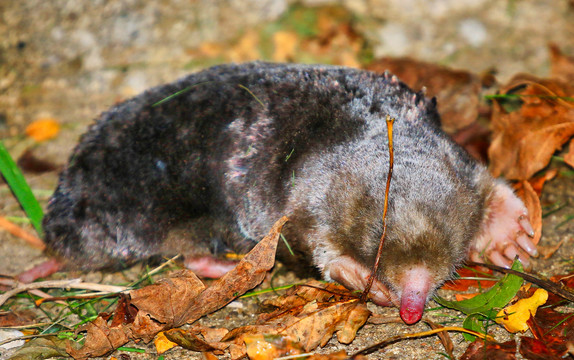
<box><xmin>67</xmin><ymin>217</ymin><xmax>287</xmax><ymax>359</ymax></box>
<box><xmin>156</xmin><ymin>281</ymin><xmax>370</xmax><ymax>359</ymax></box>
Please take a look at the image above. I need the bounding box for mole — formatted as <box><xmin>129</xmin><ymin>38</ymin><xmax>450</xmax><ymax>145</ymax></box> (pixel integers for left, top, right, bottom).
<box><xmin>33</xmin><ymin>62</ymin><xmax>537</xmax><ymax>324</ymax></box>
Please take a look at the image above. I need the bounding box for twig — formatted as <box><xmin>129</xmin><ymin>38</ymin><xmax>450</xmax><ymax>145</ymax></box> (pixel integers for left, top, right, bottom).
<box><xmin>361</xmin><ymin>115</ymin><xmax>394</xmax><ymax>301</ymax></box>
<box><xmin>0</xmin><ymin>279</ymin><xmax>127</xmax><ymax>307</ymax></box>
<box><xmin>352</xmin><ymin>326</ymin><xmax>492</xmax><ymax>356</ymax></box>
<box><xmin>467</xmin><ymin>261</ymin><xmax>574</xmax><ymax>302</ymax></box>
<box><xmin>0</xmin><ymin>215</ymin><xmax>45</xmax><ymax>249</ymax></box>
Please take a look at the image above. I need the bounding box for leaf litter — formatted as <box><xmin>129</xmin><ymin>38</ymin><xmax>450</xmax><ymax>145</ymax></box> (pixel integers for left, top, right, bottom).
<box><xmin>3</xmin><ymin>27</ymin><xmax>574</xmax><ymax>360</ymax></box>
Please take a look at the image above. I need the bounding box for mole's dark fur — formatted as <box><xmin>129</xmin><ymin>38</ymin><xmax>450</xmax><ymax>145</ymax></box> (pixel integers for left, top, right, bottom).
<box><xmin>44</xmin><ymin>62</ymin><xmax>494</xmax><ymax>308</ymax></box>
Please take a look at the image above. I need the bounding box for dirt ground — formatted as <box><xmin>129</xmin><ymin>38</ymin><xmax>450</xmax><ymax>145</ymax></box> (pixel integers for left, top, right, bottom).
<box><xmin>1</xmin><ymin>1</ymin><xmax>574</xmax><ymax>359</ymax></box>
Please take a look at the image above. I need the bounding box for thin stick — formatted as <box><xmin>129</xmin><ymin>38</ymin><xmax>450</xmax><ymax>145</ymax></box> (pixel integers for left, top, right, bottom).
<box><xmin>361</xmin><ymin>115</ymin><xmax>394</xmax><ymax>301</ymax></box>
<box><xmin>467</xmin><ymin>261</ymin><xmax>574</xmax><ymax>302</ymax></box>
<box><xmin>352</xmin><ymin>326</ymin><xmax>492</xmax><ymax>356</ymax></box>
<box><xmin>0</xmin><ymin>279</ymin><xmax>127</xmax><ymax>307</ymax></box>
<box><xmin>0</xmin><ymin>215</ymin><xmax>45</xmax><ymax>249</ymax></box>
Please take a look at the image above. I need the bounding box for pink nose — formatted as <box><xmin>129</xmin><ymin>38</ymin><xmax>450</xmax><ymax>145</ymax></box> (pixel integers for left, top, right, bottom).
<box><xmin>399</xmin><ymin>266</ymin><xmax>431</xmax><ymax>324</ymax></box>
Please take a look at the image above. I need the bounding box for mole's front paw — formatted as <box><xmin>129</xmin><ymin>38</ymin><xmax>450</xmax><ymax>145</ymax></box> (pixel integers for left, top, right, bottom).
<box><xmin>470</xmin><ymin>182</ymin><xmax>538</xmax><ymax>268</ymax></box>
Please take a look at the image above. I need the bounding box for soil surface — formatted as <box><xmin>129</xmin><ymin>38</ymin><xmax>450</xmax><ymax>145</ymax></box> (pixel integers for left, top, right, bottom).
<box><xmin>1</xmin><ymin>1</ymin><xmax>574</xmax><ymax>359</ymax></box>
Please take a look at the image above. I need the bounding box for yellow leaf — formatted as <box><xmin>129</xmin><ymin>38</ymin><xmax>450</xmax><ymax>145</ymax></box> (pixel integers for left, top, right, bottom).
<box><xmin>244</xmin><ymin>334</ymin><xmax>279</xmax><ymax>360</ymax></box>
<box><xmin>272</xmin><ymin>31</ymin><xmax>299</xmax><ymax>62</ymax></box>
<box><xmin>496</xmin><ymin>288</ymin><xmax>548</xmax><ymax>333</ymax></box>
<box><xmin>25</xmin><ymin>118</ymin><xmax>60</xmax><ymax>142</ymax></box>
<box><xmin>154</xmin><ymin>331</ymin><xmax>178</xmax><ymax>354</ymax></box>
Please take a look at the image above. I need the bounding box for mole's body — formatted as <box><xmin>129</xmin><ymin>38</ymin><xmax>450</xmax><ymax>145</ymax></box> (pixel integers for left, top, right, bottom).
<box><xmin>42</xmin><ymin>62</ymin><xmax>536</xmax><ymax>324</ymax></box>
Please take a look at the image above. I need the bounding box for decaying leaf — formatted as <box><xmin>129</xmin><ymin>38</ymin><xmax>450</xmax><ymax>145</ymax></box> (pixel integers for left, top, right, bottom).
<box><xmin>17</xmin><ymin>148</ymin><xmax>59</xmax><ymax>173</ymax></box>
<box><xmin>179</xmin><ymin>216</ymin><xmax>286</xmax><ymax>325</ymax></box>
<box><xmin>550</xmin><ymin>43</ymin><xmax>574</xmax><ymax>83</ymax></box>
<box><xmin>164</xmin><ymin>328</ymin><xmax>227</xmax><ymax>353</ymax></box>
<box><xmin>441</xmin><ymin>265</ymin><xmax>497</xmax><ymax>292</ymax></box>
<box><xmin>425</xmin><ymin>320</ymin><xmax>454</xmax><ymax>360</ymax></box>
<box><xmin>519</xmin><ymin>336</ymin><xmax>565</xmax><ymax>360</ymax></box>
<box><xmin>220</xmin><ymin>281</ymin><xmax>371</xmax><ymax>358</ymax></box>
<box><xmin>154</xmin><ymin>331</ymin><xmax>178</xmax><ymax>354</ymax></box>
<box><xmin>258</xmin><ymin>281</ymin><xmax>371</xmax><ymax>350</ymax></box>
<box><xmin>460</xmin><ymin>339</ymin><xmax>517</xmax><ymax>360</ymax></box>
<box><xmin>67</xmin><ymin>216</ymin><xmax>287</xmax><ymax>360</ymax></box>
<box><xmin>244</xmin><ymin>334</ymin><xmax>305</xmax><ymax>360</ymax></box>
<box><xmin>528</xmin><ymin>168</ymin><xmax>558</xmax><ymax>196</ymax></box>
<box><xmin>6</xmin><ymin>336</ymin><xmax>70</xmax><ymax>360</ymax></box>
<box><xmin>496</xmin><ymin>288</ymin><xmax>548</xmax><ymax>333</ymax></box>
<box><xmin>366</xmin><ymin>57</ymin><xmax>482</xmax><ymax>133</ymax></box>
<box><xmin>488</xmin><ymin>74</ymin><xmax>574</xmax><ymax>180</ymax></box>
<box><xmin>514</xmin><ymin>180</ymin><xmax>543</xmax><ymax>246</ymax></box>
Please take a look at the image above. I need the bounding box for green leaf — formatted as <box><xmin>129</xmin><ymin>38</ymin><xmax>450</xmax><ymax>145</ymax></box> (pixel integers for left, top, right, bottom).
<box><xmin>462</xmin><ymin>313</ymin><xmax>486</xmax><ymax>341</ymax></box>
<box><xmin>435</xmin><ymin>260</ymin><xmax>523</xmax><ymax>315</ymax></box>
<box><xmin>435</xmin><ymin>260</ymin><xmax>524</xmax><ymax>340</ymax></box>
<box><xmin>0</xmin><ymin>141</ymin><xmax>44</xmax><ymax>236</ymax></box>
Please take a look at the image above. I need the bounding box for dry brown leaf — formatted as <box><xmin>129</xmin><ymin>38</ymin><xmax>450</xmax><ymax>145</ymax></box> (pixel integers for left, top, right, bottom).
<box><xmin>565</xmin><ymin>143</ymin><xmax>574</xmax><ymax>169</ymax></box>
<box><xmin>67</xmin><ymin>216</ymin><xmax>287</xmax><ymax>360</ymax></box>
<box><xmin>17</xmin><ymin>148</ymin><xmax>59</xmax><ymax>174</ymax></box>
<box><xmin>244</xmin><ymin>333</ymin><xmax>305</xmax><ymax>360</ymax></box>
<box><xmin>550</xmin><ymin>44</ymin><xmax>574</xmax><ymax>83</ymax></box>
<box><xmin>514</xmin><ymin>180</ymin><xmax>542</xmax><ymax>246</ymax></box>
<box><xmin>366</xmin><ymin>57</ymin><xmax>481</xmax><ymax>133</ymax></box>
<box><xmin>538</xmin><ymin>238</ymin><xmax>565</xmax><ymax>260</ymax></box>
<box><xmin>215</xmin><ymin>281</ymin><xmax>370</xmax><ymax>359</ymax></box>
<box><xmin>488</xmin><ymin>74</ymin><xmax>574</xmax><ymax>180</ymax></box>
<box><xmin>67</xmin><ymin>316</ymin><xmax>130</xmax><ymax>359</ymax></box>
<box><xmin>164</xmin><ymin>328</ymin><xmax>226</xmax><ymax>353</ymax></box>
<box><xmin>460</xmin><ymin>339</ymin><xmax>517</xmax><ymax>360</ymax></box>
<box><xmin>425</xmin><ymin>320</ymin><xmax>454</xmax><ymax>359</ymax></box>
<box><xmin>529</xmin><ymin>168</ymin><xmax>558</xmax><ymax>196</ymax></box>
<box><xmin>203</xmin><ymin>353</ymin><xmax>219</xmax><ymax>360</ymax></box>
<box><xmin>258</xmin><ymin>281</ymin><xmax>371</xmax><ymax>351</ymax></box>
<box><xmin>299</xmin><ymin>7</ymin><xmax>363</xmax><ymax>67</ymax></box>
<box><xmin>179</xmin><ymin>216</ymin><xmax>287</xmax><ymax>324</ymax></box>
<box><xmin>128</xmin><ymin>269</ymin><xmax>206</xmax><ymax>341</ymax></box>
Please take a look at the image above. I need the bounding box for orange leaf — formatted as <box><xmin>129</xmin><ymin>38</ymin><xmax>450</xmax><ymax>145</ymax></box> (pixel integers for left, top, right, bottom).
<box><xmin>25</xmin><ymin>118</ymin><xmax>60</xmax><ymax>142</ymax></box>
<box><xmin>154</xmin><ymin>331</ymin><xmax>178</xmax><ymax>354</ymax></box>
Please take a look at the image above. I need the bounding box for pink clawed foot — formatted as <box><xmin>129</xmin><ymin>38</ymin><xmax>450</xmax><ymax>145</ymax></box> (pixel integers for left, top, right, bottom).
<box><xmin>471</xmin><ymin>182</ymin><xmax>538</xmax><ymax>269</ymax></box>
<box><xmin>326</xmin><ymin>255</ymin><xmax>395</xmax><ymax>306</ymax></box>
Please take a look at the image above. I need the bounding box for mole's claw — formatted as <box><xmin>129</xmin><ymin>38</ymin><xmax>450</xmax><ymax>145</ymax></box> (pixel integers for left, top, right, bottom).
<box><xmin>518</xmin><ymin>215</ymin><xmax>535</xmax><ymax>237</ymax></box>
<box><xmin>503</xmin><ymin>244</ymin><xmax>530</xmax><ymax>268</ymax></box>
<box><xmin>488</xmin><ymin>250</ymin><xmax>512</xmax><ymax>269</ymax></box>
<box><xmin>516</xmin><ymin>233</ymin><xmax>538</xmax><ymax>257</ymax></box>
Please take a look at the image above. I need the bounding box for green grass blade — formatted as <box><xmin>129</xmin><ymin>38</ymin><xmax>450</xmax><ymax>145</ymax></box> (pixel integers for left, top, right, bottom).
<box><xmin>0</xmin><ymin>141</ymin><xmax>44</xmax><ymax>236</ymax></box>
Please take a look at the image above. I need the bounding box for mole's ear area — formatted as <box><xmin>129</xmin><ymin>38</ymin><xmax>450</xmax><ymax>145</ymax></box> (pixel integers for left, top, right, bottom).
<box><xmin>324</xmin><ymin>255</ymin><xmax>396</xmax><ymax>307</ymax></box>
<box><xmin>398</xmin><ymin>266</ymin><xmax>432</xmax><ymax>325</ymax></box>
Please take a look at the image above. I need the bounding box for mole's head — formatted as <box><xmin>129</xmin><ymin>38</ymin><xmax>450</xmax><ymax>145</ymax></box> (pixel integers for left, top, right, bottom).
<box><xmin>324</xmin><ymin>211</ymin><xmax>467</xmax><ymax>324</ymax></box>
<box><xmin>316</xmin><ymin>173</ymin><xmax>478</xmax><ymax>324</ymax></box>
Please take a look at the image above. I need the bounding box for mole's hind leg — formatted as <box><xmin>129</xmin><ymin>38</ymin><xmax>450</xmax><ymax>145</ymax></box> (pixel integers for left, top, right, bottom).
<box><xmin>183</xmin><ymin>257</ymin><xmax>238</xmax><ymax>278</ymax></box>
